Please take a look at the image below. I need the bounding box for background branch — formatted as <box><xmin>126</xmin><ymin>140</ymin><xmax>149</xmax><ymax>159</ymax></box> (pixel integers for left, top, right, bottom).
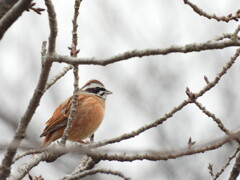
<box><xmin>0</xmin><ymin>0</ymin><xmax>33</xmax><ymax>40</ymax></box>
<box><xmin>0</xmin><ymin>51</ymin><xmax>52</xmax><ymax>180</ymax></box>
<box><xmin>184</xmin><ymin>0</ymin><xmax>240</xmax><ymax>22</ymax></box>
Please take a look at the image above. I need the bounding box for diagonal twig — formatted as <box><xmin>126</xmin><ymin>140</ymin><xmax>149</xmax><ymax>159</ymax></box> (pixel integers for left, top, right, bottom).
<box><xmin>212</xmin><ymin>147</ymin><xmax>240</xmax><ymax>179</ymax></box>
<box><xmin>193</xmin><ymin>100</ymin><xmax>230</xmax><ymax>135</ymax></box>
<box><xmin>45</xmin><ymin>65</ymin><xmax>72</xmax><ymax>91</ymax></box>
<box><xmin>62</xmin><ymin>168</ymin><xmax>131</xmax><ymax>180</ymax></box>
<box><xmin>184</xmin><ymin>0</ymin><xmax>240</xmax><ymax>22</ymax></box>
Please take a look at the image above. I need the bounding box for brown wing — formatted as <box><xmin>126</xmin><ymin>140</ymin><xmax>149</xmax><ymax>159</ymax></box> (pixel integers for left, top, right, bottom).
<box><xmin>40</xmin><ymin>96</ymin><xmax>72</xmax><ymax>137</ymax></box>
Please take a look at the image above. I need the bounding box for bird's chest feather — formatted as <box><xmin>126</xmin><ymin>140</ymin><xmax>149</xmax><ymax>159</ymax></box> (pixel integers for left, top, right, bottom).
<box><xmin>70</xmin><ymin>95</ymin><xmax>105</xmax><ymax>139</ymax></box>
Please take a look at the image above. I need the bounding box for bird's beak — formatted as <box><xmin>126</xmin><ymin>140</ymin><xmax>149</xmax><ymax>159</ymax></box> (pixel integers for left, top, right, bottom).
<box><xmin>106</xmin><ymin>90</ymin><xmax>113</xmax><ymax>95</ymax></box>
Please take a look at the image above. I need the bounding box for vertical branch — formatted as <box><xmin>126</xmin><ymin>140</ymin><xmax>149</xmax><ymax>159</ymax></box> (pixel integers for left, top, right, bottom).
<box><xmin>72</xmin><ymin>0</ymin><xmax>81</xmax><ymax>48</ymax></box>
<box><xmin>0</xmin><ymin>0</ymin><xmax>57</xmax><ymax>177</ymax></box>
<box><xmin>44</xmin><ymin>0</ymin><xmax>58</xmax><ymax>54</ymax></box>
<box><xmin>60</xmin><ymin>65</ymin><xmax>79</xmax><ymax>144</ymax></box>
<box><xmin>0</xmin><ymin>42</ymin><xmax>52</xmax><ymax>180</ymax></box>
<box><xmin>229</xmin><ymin>152</ymin><xmax>240</xmax><ymax>180</ymax></box>
<box><xmin>60</xmin><ymin>0</ymin><xmax>82</xmax><ymax>144</ymax></box>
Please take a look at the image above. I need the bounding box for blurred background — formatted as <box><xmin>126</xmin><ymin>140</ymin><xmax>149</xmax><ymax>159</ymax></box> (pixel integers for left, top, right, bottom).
<box><xmin>1</xmin><ymin>0</ymin><xmax>240</xmax><ymax>179</ymax></box>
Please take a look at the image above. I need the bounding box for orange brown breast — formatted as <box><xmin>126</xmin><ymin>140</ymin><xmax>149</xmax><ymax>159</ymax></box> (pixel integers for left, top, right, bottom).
<box><xmin>40</xmin><ymin>92</ymin><xmax>105</xmax><ymax>147</ymax></box>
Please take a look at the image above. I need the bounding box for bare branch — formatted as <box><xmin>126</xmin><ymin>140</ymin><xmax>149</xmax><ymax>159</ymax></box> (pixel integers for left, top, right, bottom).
<box><xmin>0</xmin><ymin>0</ymin><xmax>33</xmax><ymax>40</ymax></box>
<box><xmin>13</xmin><ymin>148</ymin><xmax>45</xmax><ymax>163</ymax></box>
<box><xmin>184</xmin><ymin>0</ymin><xmax>240</xmax><ymax>22</ymax></box>
<box><xmin>213</xmin><ymin>147</ymin><xmax>240</xmax><ymax>179</ymax></box>
<box><xmin>196</xmin><ymin>48</ymin><xmax>240</xmax><ymax>98</ymax></box>
<box><xmin>45</xmin><ymin>65</ymin><xmax>72</xmax><ymax>91</ymax></box>
<box><xmin>229</xmin><ymin>152</ymin><xmax>240</xmax><ymax>180</ymax></box>
<box><xmin>0</xmin><ymin>0</ymin><xmax>18</xmax><ymax>19</ymax></box>
<box><xmin>0</xmin><ymin>43</ymin><xmax>52</xmax><ymax>180</ymax></box>
<box><xmin>89</xmin><ymin>136</ymin><xmax>232</xmax><ymax>162</ymax></box>
<box><xmin>60</xmin><ymin>0</ymin><xmax>82</xmax><ymax>145</ymax></box>
<box><xmin>10</xmin><ymin>151</ymin><xmax>52</xmax><ymax>180</ymax></box>
<box><xmin>60</xmin><ymin>65</ymin><xmax>79</xmax><ymax>145</ymax></box>
<box><xmin>62</xmin><ymin>168</ymin><xmax>130</xmax><ymax>180</ymax></box>
<box><xmin>70</xmin><ymin>155</ymin><xmax>97</xmax><ymax>175</ymax></box>
<box><xmin>61</xmin><ymin>155</ymin><xmax>100</xmax><ymax>180</ymax></box>
<box><xmin>233</xmin><ymin>25</ymin><xmax>240</xmax><ymax>38</ymax></box>
<box><xmin>89</xmin><ymin>99</ymin><xmax>191</xmax><ymax>148</ymax></box>
<box><xmin>48</xmin><ymin>38</ymin><xmax>240</xmax><ymax>66</ymax></box>
<box><xmin>44</xmin><ymin>0</ymin><xmax>57</xmax><ymax>54</ymax></box>
<box><xmin>10</xmin><ymin>133</ymin><xmax>235</xmax><ymax>179</ymax></box>
<box><xmin>194</xmin><ymin>100</ymin><xmax>230</xmax><ymax>135</ymax></box>
<box><xmin>71</xmin><ymin>0</ymin><xmax>82</xmax><ymax>49</ymax></box>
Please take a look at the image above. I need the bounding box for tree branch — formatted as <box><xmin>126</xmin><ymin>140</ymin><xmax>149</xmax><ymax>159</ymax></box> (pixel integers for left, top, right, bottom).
<box><xmin>89</xmin><ymin>136</ymin><xmax>232</xmax><ymax>162</ymax></box>
<box><xmin>212</xmin><ymin>147</ymin><xmax>240</xmax><ymax>179</ymax></box>
<box><xmin>47</xmin><ymin>38</ymin><xmax>240</xmax><ymax>66</ymax></box>
<box><xmin>44</xmin><ymin>0</ymin><xmax>57</xmax><ymax>54</ymax></box>
<box><xmin>0</xmin><ymin>43</ymin><xmax>52</xmax><ymax>180</ymax></box>
<box><xmin>9</xmin><ymin>133</ymin><xmax>235</xmax><ymax>179</ymax></box>
<box><xmin>183</xmin><ymin>0</ymin><xmax>240</xmax><ymax>22</ymax></box>
<box><xmin>45</xmin><ymin>65</ymin><xmax>72</xmax><ymax>91</ymax></box>
<box><xmin>193</xmin><ymin>100</ymin><xmax>230</xmax><ymax>135</ymax></box>
<box><xmin>229</xmin><ymin>152</ymin><xmax>240</xmax><ymax>180</ymax></box>
<box><xmin>62</xmin><ymin>168</ymin><xmax>130</xmax><ymax>180</ymax></box>
<box><xmin>0</xmin><ymin>0</ymin><xmax>32</xmax><ymax>40</ymax></box>
<box><xmin>60</xmin><ymin>65</ymin><xmax>79</xmax><ymax>145</ymax></box>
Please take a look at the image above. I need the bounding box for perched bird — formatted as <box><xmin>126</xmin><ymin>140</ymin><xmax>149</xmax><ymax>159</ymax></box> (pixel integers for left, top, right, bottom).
<box><xmin>40</xmin><ymin>79</ymin><xmax>112</xmax><ymax>147</ymax></box>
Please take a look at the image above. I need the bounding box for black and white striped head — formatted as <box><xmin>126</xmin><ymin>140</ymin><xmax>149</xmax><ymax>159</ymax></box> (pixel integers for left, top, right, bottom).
<box><xmin>81</xmin><ymin>80</ymin><xmax>112</xmax><ymax>100</ymax></box>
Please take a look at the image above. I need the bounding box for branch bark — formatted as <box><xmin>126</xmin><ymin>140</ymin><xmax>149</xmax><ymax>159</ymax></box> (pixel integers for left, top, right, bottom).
<box><xmin>47</xmin><ymin>38</ymin><xmax>240</xmax><ymax>66</ymax></box>
<box><xmin>0</xmin><ymin>0</ymin><xmax>33</xmax><ymax>40</ymax></box>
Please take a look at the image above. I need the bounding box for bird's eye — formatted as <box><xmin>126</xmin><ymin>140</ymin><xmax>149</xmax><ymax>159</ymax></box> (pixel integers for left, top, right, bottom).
<box><xmin>94</xmin><ymin>87</ymin><xmax>101</xmax><ymax>91</ymax></box>
<box><xmin>94</xmin><ymin>87</ymin><xmax>105</xmax><ymax>93</ymax></box>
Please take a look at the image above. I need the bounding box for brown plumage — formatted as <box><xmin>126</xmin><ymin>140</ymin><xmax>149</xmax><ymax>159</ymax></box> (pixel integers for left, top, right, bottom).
<box><xmin>40</xmin><ymin>80</ymin><xmax>112</xmax><ymax>147</ymax></box>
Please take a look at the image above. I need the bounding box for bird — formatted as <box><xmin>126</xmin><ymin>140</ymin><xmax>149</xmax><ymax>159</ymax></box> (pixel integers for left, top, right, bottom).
<box><xmin>40</xmin><ymin>79</ymin><xmax>112</xmax><ymax>147</ymax></box>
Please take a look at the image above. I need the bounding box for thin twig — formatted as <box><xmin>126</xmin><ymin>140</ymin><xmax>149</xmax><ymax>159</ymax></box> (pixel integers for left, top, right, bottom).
<box><xmin>60</xmin><ymin>0</ymin><xmax>82</xmax><ymax>145</ymax></box>
<box><xmin>89</xmin><ymin>99</ymin><xmax>191</xmax><ymax>148</ymax></box>
<box><xmin>229</xmin><ymin>152</ymin><xmax>240</xmax><ymax>180</ymax></box>
<box><xmin>13</xmin><ymin>148</ymin><xmax>45</xmax><ymax>163</ymax></box>
<box><xmin>233</xmin><ymin>24</ymin><xmax>240</xmax><ymax>38</ymax></box>
<box><xmin>61</xmin><ymin>155</ymin><xmax>100</xmax><ymax>180</ymax></box>
<box><xmin>44</xmin><ymin>0</ymin><xmax>58</xmax><ymax>54</ymax></box>
<box><xmin>213</xmin><ymin>147</ymin><xmax>240</xmax><ymax>179</ymax></box>
<box><xmin>194</xmin><ymin>100</ymin><xmax>230</xmax><ymax>135</ymax></box>
<box><xmin>45</xmin><ymin>65</ymin><xmax>72</xmax><ymax>91</ymax></box>
<box><xmin>72</xmin><ymin>0</ymin><xmax>82</xmax><ymax>49</ymax></box>
<box><xmin>196</xmin><ymin>48</ymin><xmax>240</xmax><ymax>98</ymax></box>
<box><xmin>184</xmin><ymin>0</ymin><xmax>240</xmax><ymax>22</ymax></box>
<box><xmin>62</xmin><ymin>168</ymin><xmax>131</xmax><ymax>180</ymax></box>
<box><xmin>71</xmin><ymin>155</ymin><xmax>96</xmax><ymax>174</ymax></box>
